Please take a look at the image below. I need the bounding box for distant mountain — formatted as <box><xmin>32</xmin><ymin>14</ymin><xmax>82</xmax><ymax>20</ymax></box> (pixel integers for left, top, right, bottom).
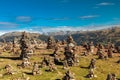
<box><xmin>0</xmin><ymin>27</ymin><xmax>120</xmax><ymax>46</ymax></box>
<box><xmin>0</xmin><ymin>32</ymin><xmax>48</xmax><ymax>42</ymax></box>
<box><xmin>45</xmin><ymin>30</ymin><xmax>84</xmax><ymax>36</ymax></box>
<box><xmin>53</xmin><ymin>27</ymin><xmax>120</xmax><ymax>46</ymax></box>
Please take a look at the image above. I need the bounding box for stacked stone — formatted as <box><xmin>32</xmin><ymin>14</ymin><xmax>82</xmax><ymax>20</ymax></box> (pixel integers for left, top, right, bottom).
<box><xmin>63</xmin><ymin>35</ymin><xmax>77</xmax><ymax>67</ymax></box>
<box><xmin>13</xmin><ymin>37</ymin><xmax>17</xmax><ymax>48</ymax></box>
<box><xmin>106</xmin><ymin>73</ymin><xmax>117</xmax><ymax>80</ymax></box>
<box><xmin>20</xmin><ymin>58</ymin><xmax>31</xmax><ymax>68</ymax></box>
<box><xmin>82</xmin><ymin>42</ymin><xmax>89</xmax><ymax>51</ymax></box>
<box><xmin>41</xmin><ymin>57</ymin><xmax>49</xmax><ymax>68</ymax></box>
<box><xmin>67</xmin><ymin>35</ymin><xmax>76</xmax><ymax>46</ymax></box>
<box><xmin>5</xmin><ymin>64</ymin><xmax>14</xmax><ymax>75</ymax></box>
<box><xmin>62</xmin><ymin>40</ymin><xmax>67</xmax><ymax>45</ymax></box>
<box><xmin>20</xmin><ymin>31</ymin><xmax>30</xmax><ymax>60</ymax></box>
<box><xmin>97</xmin><ymin>49</ymin><xmax>105</xmax><ymax>59</ymax></box>
<box><xmin>98</xmin><ymin>43</ymin><xmax>104</xmax><ymax>50</ymax></box>
<box><xmin>62</xmin><ymin>70</ymin><xmax>75</xmax><ymax>80</ymax></box>
<box><xmin>64</xmin><ymin>47</ymin><xmax>74</xmax><ymax>67</ymax></box>
<box><xmin>11</xmin><ymin>37</ymin><xmax>17</xmax><ymax>53</ymax></box>
<box><xmin>107</xmin><ymin>48</ymin><xmax>113</xmax><ymax>58</ymax></box>
<box><xmin>47</xmin><ymin>36</ymin><xmax>56</xmax><ymax>49</ymax></box>
<box><xmin>48</xmin><ymin>60</ymin><xmax>57</xmax><ymax>72</ymax></box>
<box><xmin>86</xmin><ymin>69</ymin><xmax>97</xmax><ymax>79</ymax></box>
<box><xmin>89</xmin><ymin>41</ymin><xmax>95</xmax><ymax>54</ymax></box>
<box><xmin>88</xmin><ymin>59</ymin><xmax>96</xmax><ymax>69</ymax></box>
<box><xmin>116</xmin><ymin>46</ymin><xmax>120</xmax><ymax>53</ymax></box>
<box><xmin>32</xmin><ymin>62</ymin><xmax>41</xmax><ymax>75</ymax></box>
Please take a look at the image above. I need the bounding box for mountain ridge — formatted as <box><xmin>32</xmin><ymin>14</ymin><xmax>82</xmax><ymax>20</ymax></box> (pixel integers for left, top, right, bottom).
<box><xmin>0</xmin><ymin>27</ymin><xmax>120</xmax><ymax>46</ymax></box>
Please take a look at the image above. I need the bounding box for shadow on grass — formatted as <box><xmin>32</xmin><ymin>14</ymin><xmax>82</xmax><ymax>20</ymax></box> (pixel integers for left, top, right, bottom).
<box><xmin>84</xmin><ymin>75</ymin><xmax>88</xmax><ymax>78</ymax></box>
<box><xmin>45</xmin><ymin>69</ymin><xmax>51</xmax><ymax>72</ymax></box>
<box><xmin>117</xmin><ymin>78</ymin><xmax>120</xmax><ymax>80</ymax></box>
<box><xmin>116</xmin><ymin>60</ymin><xmax>120</xmax><ymax>64</ymax></box>
<box><xmin>41</xmin><ymin>53</ymin><xmax>52</xmax><ymax>56</ymax></box>
<box><xmin>0</xmin><ymin>56</ymin><xmax>20</xmax><ymax>60</ymax></box>
<box><xmin>24</xmin><ymin>72</ymin><xmax>33</xmax><ymax>75</ymax></box>
<box><xmin>80</xmin><ymin>66</ymin><xmax>89</xmax><ymax>69</ymax></box>
<box><xmin>54</xmin><ymin>61</ymin><xmax>63</xmax><ymax>66</ymax></box>
<box><xmin>95</xmin><ymin>57</ymin><xmax>100</xmax><ymax>60</ymax></box>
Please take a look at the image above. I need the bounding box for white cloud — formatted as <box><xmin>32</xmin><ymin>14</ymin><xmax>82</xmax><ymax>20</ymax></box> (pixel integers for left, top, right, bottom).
<box><xmin>16</xmin><ymin>16</ymin><xmax>31</xmax><ymax>22</ymax></box>
<box><xmin>30</xmin><ymin>24</ymin><xmax>120</xmax><ymax>33</ymax></box>
<box><xmin>0</xmin><ymin>29</ymin><xmax>40</xmax><ymax>36</ymax></box>
<box><xmin>52</xmin><ymin>17</ymin><xmax>69</xmax><ymax>20</ymax></box>
<box><xmin>0</xmin><ymin>22</ymin><xmax>18</xmax><ymax>28</ymax></box>
<box><xmin>80</xmin><ymin>15</ymin><xmax>99</xmax><ymax>19</ymax></box>
<box><xmin>97</xmin><ymin>2</ymin><xmax>115</xmax><ymax>6</ymax></box>
<box><xmin>27</xmin><ymin>26</ymin><xmax>84</xmax><ymax>33</ymax></box>
<box><xmin>0</xmin><ymin>31</ymin><xmax>7</xmax><ymax>36</ymax></box>
<box><xmin>0</xmin><ymin>24</ymin><xmax>120</xmax><ymax>36</ymax></box>
<box><xmin>41</xmin><ymin>26</ymin><xmax>79</xmax><ymax>32</ymax></box>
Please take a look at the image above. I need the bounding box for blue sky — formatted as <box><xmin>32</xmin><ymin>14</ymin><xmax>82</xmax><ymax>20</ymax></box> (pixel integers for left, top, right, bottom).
<box><xmin>0</xmin><ymin>0</ymin><xmax>120</xmax><ymax>34</ymax></box>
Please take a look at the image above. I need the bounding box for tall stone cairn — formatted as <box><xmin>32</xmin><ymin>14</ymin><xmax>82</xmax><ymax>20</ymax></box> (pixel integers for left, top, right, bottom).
<box><xmin>67</xmin><ymin>35</ymin><xmax>76</xmax><ymax>45</ymax></box>
<box><xmin>20</xmin><ymin>31</ymin><xmax>30</xmax><ymax>59</ymax></box>
<box><xmin>67</xmin><ymin>35</ymin><xmax>74</xmax><ymax>44</ymax></box>
<box><xmin>13</xmin><ymin>37</ymin><xmax>17</xmax><ymax>48</ymax></box>
<box><xmin>47</xmin><ymin>36</ymin><xmax>55</xmax><ymax>49</ymax></box>
<box><xmin>67</xmin><ymin>35</ymin><xmax>76</xmax><ymax>47</ymax></box>
<box><xmin>11</xmin><ymin>38</ymin><xmax>16</xmax><ymax>53</ymax></box>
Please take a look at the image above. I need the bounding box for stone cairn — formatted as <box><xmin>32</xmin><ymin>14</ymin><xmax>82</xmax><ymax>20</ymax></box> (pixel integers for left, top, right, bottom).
<box><xmin>11</xmin><ymin>37</ymin><xmax>17</xmax><ymax>53</ymax></box>
<box><xmin>18</xmin><ymin>58</ymin><xmax>31</xmax><ymax>68</ymax></box>
<box><xmin>32</xmin><ymin>62</ymin><xmax>41</xmax><ymax>75</ymax></box>
<box><xmin>4</xmin><ymin>64</ymin><xmax>14</xmax><ymax>75</ymax></box>
<box><xmin>86</xmin><ymin>69</ymin><xmax>97</xmax><ymax>79</ymax></box>
<box><xmin>62</xmin><ymin>70</ymin><xmax>75</xmax><ymax>80</ymax></box>
<box><xmin>63</xmin><ymin>35</ymin><xmax>77</xmax><ymax>68</ymax></box>
<box><xmin>106</xmin><ymin>73</ymin><xmax>117</xmax><ymax>80</ymax></box>
<box><xmin>88</xmin><ymin>58</ymin><xmax>96</xmax><ymax>69</ymax></box>
<box><xmin>88</xmin><ymin>41</ymin><xmax>95</xmax><ymax>54</ymax></box>
<box><xmin>47</xmin><ymin>36</ymin><xmax>56</xmax><ymax>49</ymax></box>
<box><xmin>67</xmin><ymin>35</ymin><xmax>76</xmax><ymax>46</ymax></box>
<box><xmin>19</xmin><ymin>31</ymin><xmax>31</xmax><ymax>60</ymax></box>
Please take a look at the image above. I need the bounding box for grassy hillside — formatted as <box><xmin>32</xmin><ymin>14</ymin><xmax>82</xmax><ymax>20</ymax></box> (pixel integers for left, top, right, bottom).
<box><xmin>0</xmin><ymin>47</ymin><xmax>120</xmax><ymax>80</ymax></box>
